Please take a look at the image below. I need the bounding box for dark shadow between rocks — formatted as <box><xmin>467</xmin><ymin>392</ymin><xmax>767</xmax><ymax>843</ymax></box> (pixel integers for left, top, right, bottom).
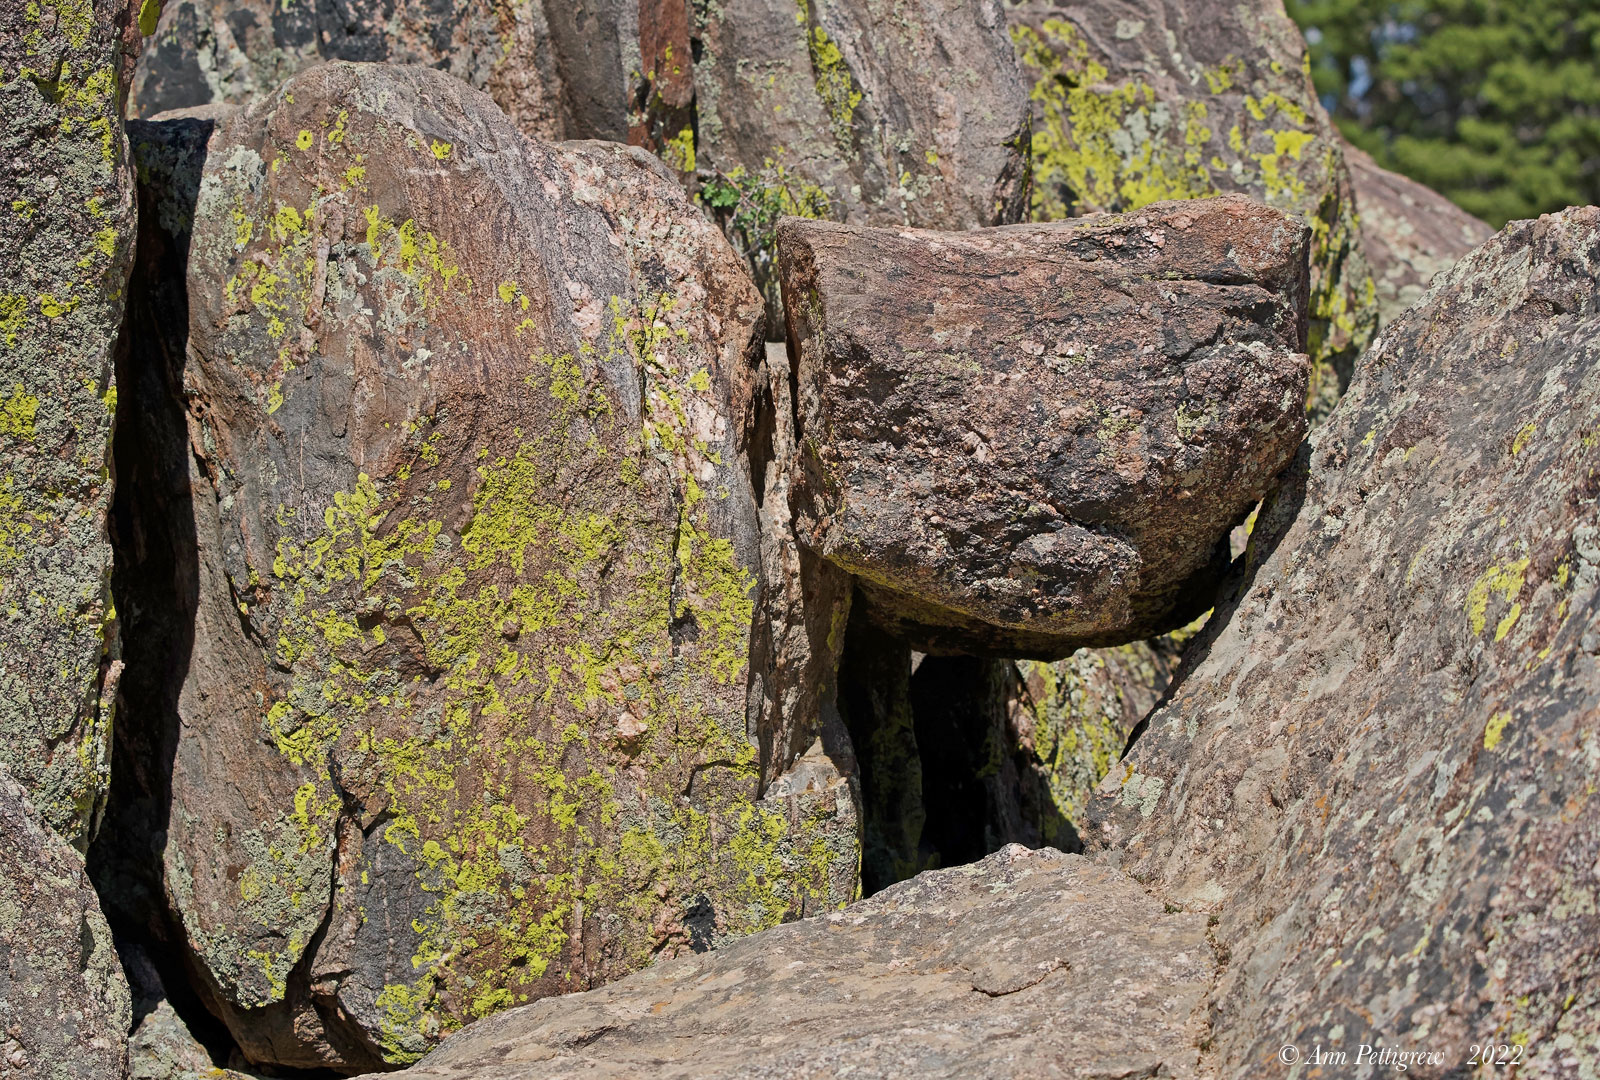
<box><xmin>88</xmin><ymin>117</ymin><xmax>223</xmax><ymax>1060</ymax></box>
<box><xmin>837</xmin><ymin>593</ymin><xmax>1083</xmax><ymax>897</ymax></box>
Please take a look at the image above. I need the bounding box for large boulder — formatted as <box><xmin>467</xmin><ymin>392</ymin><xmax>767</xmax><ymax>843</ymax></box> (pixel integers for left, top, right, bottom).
<box><xmin>778</xmin><ymin>195</ymin><xmax>1310</xmax><ymax>657</ymax></box>
<box><xmin>111</xmin><ymin>63</ymin><xmax>859</xmax><ymax>1070</ymax></box>
<box><xmin>350</xmin><ymin>845</ymin><xmax>1214</xmax><ymax>1079</ymax></box>
<box><xmin>0</xmin><ymin>768</ymin><xmax>131</xmax><ymax>1079</ymax></box>
<box><xmin>1090</xmin><ymin>206</ymin><xmax>1600</xmax><ymax>1070</ymax></box>
<box><xmin>0</xmin><ymin>0</ymin><xmax>142</xmax><ymax>845</ymax></box>
<box><xmin>1344</xmin><ymin>141</ymin><xmax>1494</xmax><ymax>328</ymax></box>
<box><xmin>1006</xmin><ymin>0</ymin><xmax>1377</xmax><ymax>416</ymax></box>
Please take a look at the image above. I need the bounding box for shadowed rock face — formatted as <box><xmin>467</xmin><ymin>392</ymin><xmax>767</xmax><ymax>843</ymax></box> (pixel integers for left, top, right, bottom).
<box><xmin>1344</xmin><ymin>141</ymin><xmax>1495</xmax><ymax>329</ymax></box>
<box><xmin>1089</xmin><ymin>206</ymin><xmax>1600</xmax><ymax>1072</ymax></box>
<box><xmin>778</xmin><ymin>195</ymin><xmax>1310</xmax><ymax>657</ymax></box>
<box><xmin>349</xmin><ymin>845</ymin><xmax>1215</xmax><ymax>1080</ymax></box>
<box><xmin>131</xmin><ymin>0</ymin><xmax>573</xmax><ymax>137</ymax></box>
<box><xmin>0</xmin><ymin>0</ymin><xmax>142</xmax><ymax>846</ymax></box>
<box><xmin>116</xmin><ymin>62</ymin><xmax>859</xmax><ymax>1070</ymax></box>
<box><xmin>0</xmin><ymin>769</ymin><xmax>131</xmax><ymax>1080</ymax></box>
<box><xmin>1006</xmin><ymin>0</ymin><xmax>1376</xmax><ymax>417</ymax></box>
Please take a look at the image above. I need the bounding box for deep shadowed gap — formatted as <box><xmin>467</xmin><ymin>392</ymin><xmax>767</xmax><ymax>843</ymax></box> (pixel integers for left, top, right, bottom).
<box><xmin>836</xmin><ymin>593</ymin><xmax>1081</xmax><ymax>897</ymax></box>
<box><xmin>88</xmin><ymin>115</ymin><xmax>221</xmax><ymax>1063</ymax></box>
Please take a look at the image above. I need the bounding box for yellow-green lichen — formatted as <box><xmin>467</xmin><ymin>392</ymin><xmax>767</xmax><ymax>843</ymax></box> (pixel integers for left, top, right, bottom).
<box><xmin>1012</xmin><ymin>20</ymin><xmax>1218</xmax><ymax>221</ymax></box>
<box><xmin>242</xmin><ymin>293</ymin><xmax>840</xmax><ymax>1060</ymax></box>
<box><xmin>1465</xmin><ymin>557</ymin><xmax>1530</xmax><ymax>637</ymax></box>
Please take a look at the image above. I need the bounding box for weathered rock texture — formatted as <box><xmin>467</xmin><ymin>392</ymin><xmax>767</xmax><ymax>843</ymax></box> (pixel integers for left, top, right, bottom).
<box><xmin>1008</xmin><ymin>636</ymin><xmax>1184</xmax><ymax>827</ymax></box>
<box><xmin>131</xmin><ymin>0</ymin><xmax>571</xmax><ymax>138</ymax></box>
<box><xmin>693</xmin><ymin>0</ymin><xmax>1031</xmax><ymax>321</ymax></box>
<box><xmin>1345</xmin><ymin>141</ymin><xmax>1495</xmax><ymax>328</ymax></box>
<box><xmin>0</xmin><ymin>768</ymin><xmax>131</xmax><ymax>1080</ymax></box>
<box><xmin>1091</xmin><ymin>206</ymin><xmax>1600</xmax><ymax>1074</ymax></box>
<box><xmin>114</xmin><ymin>63</ymin><xmax>859</xmax><ymax>1070</ymax></box>
<box><xmin>352</xmin><ymin>845</ymin><xmax>1214</xmax><ymax>1079</ymax></box>
<box><xmin>133</xmin><ymin>0</ymin><xmax>1033</xmax><ymax>335</ymax></box>
<box><xmin>779</xmin><ymin>195</ymin><xmax>1310</xmax><ymax>656</ymax></box>
<box><xmin>0</xmin><ymin>0</ymin><xmax>141</xmax><ymax>847</ymax></box>
<box><xmin>1006</xmin><ymin>0</ymin><xmax>1376</xmax><ymax>415</ymax></box>
<box><xmin>128</xmin><ymin>1000</ymin><xmax>255</xmax><ymax>1080</ymax></box>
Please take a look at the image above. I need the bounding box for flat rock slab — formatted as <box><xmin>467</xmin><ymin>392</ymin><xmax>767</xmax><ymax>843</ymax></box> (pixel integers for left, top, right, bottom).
<box><xmin>0</xmin><ymin>768</ymin><xmax>130</xmax><ymax>1080</ymax></box>
<box><xmin>361</xmin><ymin>845</ymin><xmax>1213</xmax><ymax>1080</ymax></box>
<box><xmin>1090</xmin><ymin>206</ymin><xmax>1600</xmax><ymax>1072</ymax></box>
<box><xmin>779</xmin><ymin>194</ymin><xmax>1310</xmax><ymax>656</ymax></box>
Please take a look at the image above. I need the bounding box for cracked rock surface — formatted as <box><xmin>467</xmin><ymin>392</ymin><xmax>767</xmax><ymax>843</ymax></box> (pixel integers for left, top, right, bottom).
<box><xmin>355</xmin><ymin>845</ymin><xmax>1214</xmax><ymax>1080</ymax></box>
<box><xmin>0</xmin><ymin>0</ymin><xmax>140</xmax><ymax>847</ymax></box>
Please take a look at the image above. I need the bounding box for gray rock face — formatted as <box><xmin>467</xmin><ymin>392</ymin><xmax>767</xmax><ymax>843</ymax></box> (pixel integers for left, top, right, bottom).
<box><xmin>778</xmin><ymin>195</ymin><xmax>1310</xmax><ymax>657</ymax></box>
<box><xmin>131</xmin><ymin>0</ymin><xmax>571</xmax><ymax>137</ymax></box>
<box><xmin>0</xmin><ymin>0</ymin><xmax>140</xmax><ymax>846</ymax></box>
<box><xmin>694</xmin><ymin>0</ymin><xmax>1031</xmax><ymax>322</ymax></box>
<box><xmin>1006</xmin><ymin>0</ymin><xmax>1377</xmax><ymax>416</ymax></box>
<box><xmin>114</xmin><ymin>63</ymin><xmax>859</xmax><ymax>1070</ymax></box>
<box><xmin>1345</xmin><ymin>141</ymin><xmax>1495</xmax><ymax>328</ymax></box>
<box><xmin>0</xmin><ymin>768</ymin><xmax>131</xmax><ymax>1080</ymax></box>
<box><xmin>128</xmin><ymin>1000</ymin><xmax>255</xmax><ymax>1080</ymax></box>
<box><xmin>1089</xmin><ymin>206</ymin><xmax>1600</xmax><ymax>1073</ymax></box>
<box><xmin>351</xmin><ymin>845</ymin><xmax>1214</xmax><ymax>1080</ymax></box>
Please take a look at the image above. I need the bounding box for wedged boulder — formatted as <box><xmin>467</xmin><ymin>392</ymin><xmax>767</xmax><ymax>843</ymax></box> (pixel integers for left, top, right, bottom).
<box><xmin>1006</xmin><ymin>0</ymin><xmax>1377</xmax><ymax>415</ymax></box>
<box><xmin>113</xmin><ymin>63</ymin><xmax>859</xmax><ymax>1070</ymax></box>
<box><xmin>0</xmin><ymin>0</ymin><xmax>142</xmax><ymax>845</ymax></box>
<box><xmin>351</xmin><ymin>845</ymin><xmax>1215</xmax><ymax>1079</ymax></box>
<box><xmin>778</xmin><ymin>195</ymin><xmax>1310</xmax><ymax>657</ymax></box>
<box><xmin>1345</xmin><ymin>141</ymin><xmax>1494</xmax><ymax>328</ymax></box>
<box><xmin>1090</xmin><ymin>206</ymin><xmax>1600</xmax><ymax>1070</ymax></box>
<box><xmin>0</xmin><ymin>767</ymin><xmax>131</xmax><ymax>1079</ymax></box>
